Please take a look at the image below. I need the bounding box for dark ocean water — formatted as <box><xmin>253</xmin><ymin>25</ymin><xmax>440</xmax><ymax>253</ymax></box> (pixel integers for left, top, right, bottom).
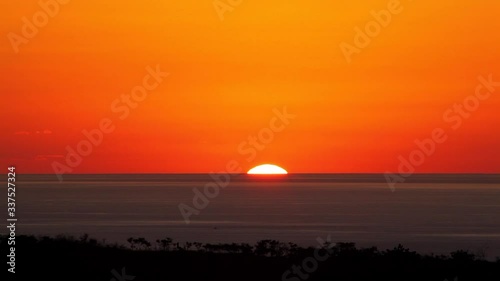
<box><xmin>3</xmin><ymin>174</ymin><xmax>500</xmax><ymax>259</ymax></box>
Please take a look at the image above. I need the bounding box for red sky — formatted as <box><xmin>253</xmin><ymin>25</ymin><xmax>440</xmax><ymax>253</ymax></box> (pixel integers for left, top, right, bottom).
<box><xmin>1</xmin><ymin>0</ymin><xmax>499</xmax><ymax>173</ymax></box>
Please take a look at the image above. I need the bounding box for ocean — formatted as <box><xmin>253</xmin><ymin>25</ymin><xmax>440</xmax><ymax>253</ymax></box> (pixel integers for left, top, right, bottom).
<box><xmin>4</xmin><ymin>174</ymin><xmax>500</xmax><ymax>259</ymax></box>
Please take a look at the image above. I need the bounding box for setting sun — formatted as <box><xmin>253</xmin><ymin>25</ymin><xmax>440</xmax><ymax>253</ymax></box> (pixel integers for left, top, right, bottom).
<box><xmin>247</xmin><ymin>164</ymin><xmax>288</xmax><ymax>175</ymax></box>
<box><xmin>3</xmin><ymin>1</ymin><xmax>500</xmax><ymax>279</ymax></box>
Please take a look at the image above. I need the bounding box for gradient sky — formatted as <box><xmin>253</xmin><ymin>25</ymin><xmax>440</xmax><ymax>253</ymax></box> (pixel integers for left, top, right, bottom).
<box><xmin>1</xmin><ymin>0</ymin><xmax>499</xmax><ymax>173</ymax></box>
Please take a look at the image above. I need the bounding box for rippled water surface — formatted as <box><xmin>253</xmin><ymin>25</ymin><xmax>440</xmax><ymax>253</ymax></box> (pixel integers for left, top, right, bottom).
<box><xmin>4</xmin><ymin>174</ymin><xmax>500</xmax><ymax>259</ymax></box>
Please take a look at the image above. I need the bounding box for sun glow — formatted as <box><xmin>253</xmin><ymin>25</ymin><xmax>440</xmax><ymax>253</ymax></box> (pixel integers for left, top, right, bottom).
<box><xmin>247</xmin><ymin>164</ymin><xmax>288</xmax><ymax>175</ymax></box>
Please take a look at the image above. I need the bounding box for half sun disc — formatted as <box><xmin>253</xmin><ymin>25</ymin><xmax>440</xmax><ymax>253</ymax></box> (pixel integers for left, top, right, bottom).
<box><xmin>247</xmin><ymin>164</ymin><xmax>288</xmax><ymax>175</ymax></box>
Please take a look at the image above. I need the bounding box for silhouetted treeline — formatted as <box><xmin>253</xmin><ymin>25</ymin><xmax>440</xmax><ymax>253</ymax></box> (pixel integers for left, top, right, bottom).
<box><xmin>2</xmin><ymin>234</ymin><xmax>499</xmax><ymax>281</ymax></box>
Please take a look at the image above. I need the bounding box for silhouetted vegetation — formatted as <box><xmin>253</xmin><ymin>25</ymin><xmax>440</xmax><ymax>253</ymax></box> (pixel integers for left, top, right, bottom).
<box><xmin>3</xmin><ymin>234</ymin><xmax>499</xmax><ymax>281</ymax></box>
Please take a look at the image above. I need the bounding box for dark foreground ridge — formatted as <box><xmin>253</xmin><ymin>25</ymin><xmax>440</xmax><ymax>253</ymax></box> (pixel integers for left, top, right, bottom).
<box><xmin>3</xmin><ymin>234</ymin><xmax>499</xmax><ymax>281</ymax></box>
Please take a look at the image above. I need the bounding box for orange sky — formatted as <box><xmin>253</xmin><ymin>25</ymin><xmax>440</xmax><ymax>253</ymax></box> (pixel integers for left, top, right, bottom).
<box><xmin>1</xmin><ymin>0</ymin><xmax>499</xmax><ymax>173</ymax></box>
